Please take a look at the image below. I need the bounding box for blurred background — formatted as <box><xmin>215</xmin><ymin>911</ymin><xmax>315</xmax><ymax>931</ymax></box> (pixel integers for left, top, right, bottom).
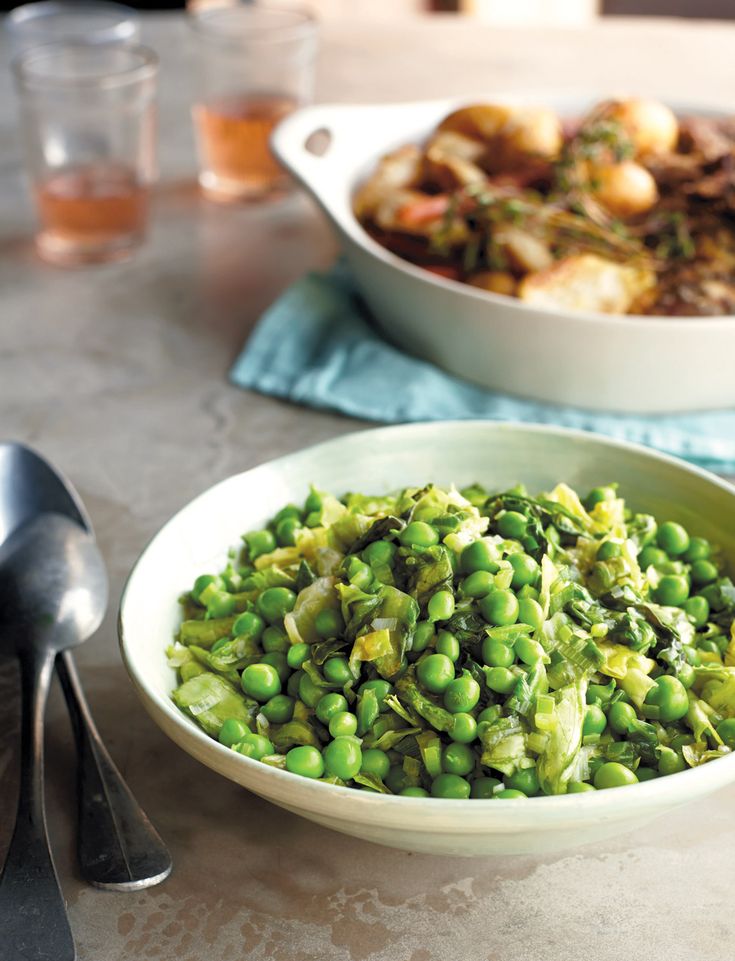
<box><xmin>2</xmin><ymin>0</ymin><xmax>735</xmax><ymax>22</ymax></box>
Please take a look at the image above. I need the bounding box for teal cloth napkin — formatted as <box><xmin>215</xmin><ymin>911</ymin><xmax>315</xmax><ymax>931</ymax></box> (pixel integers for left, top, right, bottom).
<box><xmin>230</xmin><ymin>264</ymin><xmax>735</xmax><ymax>473</ymax></box>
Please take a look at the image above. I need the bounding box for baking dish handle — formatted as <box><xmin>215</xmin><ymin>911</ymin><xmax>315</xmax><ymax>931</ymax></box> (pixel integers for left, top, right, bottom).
<box><xmin>272</xmin><ymin>101</ymin><xmax>440</xmax><ymax>211</ymax></box>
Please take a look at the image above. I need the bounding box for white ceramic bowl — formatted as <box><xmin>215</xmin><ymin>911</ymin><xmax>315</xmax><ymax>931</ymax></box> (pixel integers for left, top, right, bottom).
<box><xmin>271</xmin><ymin>96</ymin><xmax>735</xmax><ymax>414</ymax></box>
<box><xmin>120</xmin><ymin>422</ymin><xmax>735</xmax><ymax>856</ymax></box>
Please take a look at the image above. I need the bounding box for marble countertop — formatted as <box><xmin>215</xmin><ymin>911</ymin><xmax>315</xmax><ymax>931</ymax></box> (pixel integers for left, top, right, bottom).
<box><xmin>1</xmin><ymin>12</ymin><xmax>734</xmax><ymax>961</ymax></box>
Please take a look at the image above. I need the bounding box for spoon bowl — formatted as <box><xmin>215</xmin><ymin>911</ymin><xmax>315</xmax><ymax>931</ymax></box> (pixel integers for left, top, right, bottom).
<box><xmin>0</xmin><ymin>512</ymin><xmax>107</xmax><ymax>656</ymax></box>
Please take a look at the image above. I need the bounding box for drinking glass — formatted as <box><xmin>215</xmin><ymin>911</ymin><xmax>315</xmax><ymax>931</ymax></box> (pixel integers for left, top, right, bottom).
<box><xmin>6</xmin><ymin>1</ymin><xmax>140</xmax><ymax>55</ymax></box>
<box><xmin>12</xmin><ymin>41</ymin><xmax>158</xmax><ymax>266</ymax></box>
<box><xmin>189</xmin><ymin>4</ymin><xmax>319</xmax><ymax>203</ymax></box>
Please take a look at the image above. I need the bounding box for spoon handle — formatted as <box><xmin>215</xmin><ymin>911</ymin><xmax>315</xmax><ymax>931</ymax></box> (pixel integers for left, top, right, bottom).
<box><xmin>0</xmin><ymin>646</ymin><xmax>75</xmax><ymax>961</ymax></box>
<box><xmin>55</xmin><ymin>652</ymin><xmax>172</xmax><ymax>891</ymax></box>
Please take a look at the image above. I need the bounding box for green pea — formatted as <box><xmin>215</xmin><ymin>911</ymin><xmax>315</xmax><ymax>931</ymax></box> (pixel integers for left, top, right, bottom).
<box><xmin>232</xmin><ymin>611</ymin><xmax>265</xmax><ymax>640</ymax></box>
<box><xmin>657</xmin><ymin>521</ymin><xmax>690</xmax><ymax>557</ymax></box>
<box><xmin>657</xmin><ymin>746</ymin><xmax>686</xmax><ymax>776</ymax></box>
<box><xmin>329</xmin><ymin>711</ymin><xmax>358</xmax><ymax>738</ymax></box>
<box><xmin>700</xmin><ymin>584</ymin><xmax>727</xmax><ymax>612</ymax></box>
<box><xmin>597</xmin><ymin>540</ymin><xmax>622</xmax><ymax>561</ymax></box>
<box><xmin>360</xmin><ymin>748</ymin><xmax>391</xmax><ymax>780</ymax></box>
<box><xmin>593</xmin><ymin>762</ymin><xmax>638</xmax><ymax>789</ymax></box>
<box><xmin>683</xmin><ymin>644</ymin><xmax>702</xmax><ymax>666</ymax></box>
<box><xmin>461</xmin><ymin>570</ymin><xmax>495</xmax><ymax>598</ymax></box>
<box><xmin>698</xmin><ymin>638</ymin><xmax>721</xmax><ymax>654</ymax></box>
<box><xmin>431</xmin><ymin>773</ymin><xmax>471</xmax><ymax>799</ymax></box>
<box><xmin>275</xmin><ymin>516</ymin><xmax>300</xmax><ymax>547</ymax></box>
<box><xmin>638</xmin><ymin>546</ymin><xmax>668</xmax><ymax>569</ymax></box>
<box><xmin>495</xmin><ymin>789</ymin><xmax>527</xmax><ymax>799</ymax></box>
<box><xmin>683</xmin><ymin>595</ymin><xmax>709</xmax><ymax>628</ymax></box>
<box><xmin>400</xmin><ymin>521</ymin><xmax>439</xmax><ymax>549</ymax></box>
<box><xmin>505</xmin><ymin>767</ymin><xmax>539</xmax><ymax>796</ymax></box>
<box><xmin>218</xmin><ymin>718</ymin><xmax>250</xmax><ymax>747</ymax></box>
<box><xmin>314</xmin><ymin>608</ymin><xmax>345</xmax><ymax>639</ymax></box>
<box><xmin>485</xmin><ymin>666</ymin><xmax>517</xmax><ymax>695</ymax></box>
<box><xmin>477</xmin><ymin>705</ymin><xmax>501</xmax><ymax>725</ymax></box>
<box><xmin>244</xmin><ymin>529</ymin><xmax>277</xmax><ymax>560</ymax></box>
<box><xmin>210</xmin><ymin>637</ymin><xmax>229</xmax><ymax>654</ymax></box>
<box><xmin>518</xmin><ymin>597</ymin><xmax>544</xmax><ymax>633</ymax></box>
<box><xmin>479</xmin><ymin>589</ymin><xmax>519</xmax><ymax>627</ymax></box>
<box><xmin>684</xmin><ymin>536</ymin><xmax>711</xmax><ymax>563</ymax></box>
<box><xmin>584</xmin><ymin>486</ymin><xmax>616</xmax><ymax>509</ymax></box>
<box><xmin>234</xmin><ymin>733</ymin><xmax>274</xmax><ymax>761</ymax></box>
<box><xmin>690</xmin><ymin>559</ymin><xmax>718</xmax><ymax>587</ymax></box>
<box><xmin>192</xmin><ymin>573</ymin><xmax>223</xmax><ymax>602</ymax></box>
<box><xmin>470</xmin><ymin>776</ymin><xmax>501</xmax><ymax>799</ymax></box>
<box><xmin>443</xmin><ymin>673</ymin><xmax>480</xmax><ymax>714</ymax></box>
<box><xmin>285</xmin><ymin>745</ymin><xmax>324</xmax><ymax>779</ymax></box>
<box><xmin>241</xmin><ymin>663</ymin><xmax>281</xmax><ymax>702</ymax></box>
<box><xmin>412</xmin><ymin>621</ymin><xmax>435</xmax><ymax>653</ymax></box>
<box><xmin>400</xmin><ymin>786</ymin><xmax>430</xmax><ymax>797</ymax></box>
<box><xmin>608</xmin><ymin>700</ymin><xmax>636</xmax><ymax>734</ymax></box>
<box><xmin>417</xmin><ymin>653</ymin><xmax>455</xmax><ymax>694</ymax></box>
<box><xmin>716</xmin><ymin>717</ymin><xmax>735</xmax><ymax>749</ymax></box>
<box><xmin>567</xmin><ymin>781</ymin><xmax>596</xmax><ymax>793</ymax></box>
<box><xmin>508</xmin><ymin>552</ymin><xmax>539</xmax><ymax>589</ymax></box>
<box><xmin>677</xmin><ymin>663</ymin><xmax>696</xmax><ymax>689</ymax></box>
<box><xmin>427</xmin><ymin>590</ymin><xmax>455</xmax><ymax>623</ymax></box>
<box><xmin>286</xmin><ymin>642</ymin><xmax>310</xmax><ymax>669</ymax></box>
<box><xmin>315</xmin><ymin>692</ymin><xmax>349</xmax><ymax>724</ymax></box>
<box><xmin>636</xmin><ymin>767</ymin><xmax>659</xmax><ymax>782</ymax></box>
<box><xmin>442</xmin><ymin>742</ymin><xmax>475</xmax><ymax>776</ymax></box>
<box><xmin>482</xmin><ymin>636</ymin><xmax>515</xmax><ymax>668</ymax></box>
<box><xmin>205</xmin><ymin>590</ymin><xmax>236</xmax><ymax>618</ymax></box>
<box><xmin>363</xmin><ymin>540</ymin><xmax>397</xmax><ymax>567</ymax></box>
<box><xmin>435</xmin><ymin>631</ymin><xmax>460</xmax><ymax>662</ymax></box>
<box><xmin>497</xmin><ymin>511</ymin><xmax>528</xmax><ymax>540</ymax></box>
<box><xmin>583</xmin><ymin>704</ymin><xmax>607</xmax><ymax>737</ymax></box>
<box><xmin>359</xmin><ymin>679</ymin><xmax>393</xmax><ymax>711</ymax></box>
<box><xmin>323</xmin><ymin>736</ymin><xmax>362</xmax><ymax>780</ymax></box>
<box><xmin>261</xmin><ymin>694</ymin><xmax>295</xmax><ymax>724</ymax></box>
<box><xmin>449</xmin><ymin>712</ymin><xmax>478</xmax><ymax>743</ymax></box>
<box><xmin>323</xmin><ymin>656</ymin><xmax>354</xmax><ymax>685</ymax></box>
<box><xmin>262</xmin><ymin>626</ymin><xmax>289</xmax><ymax>653</ymax></box>
<box><xmin>345</xmin><ymin>557</ymin><xmax>373</xmax><ymax>590</ymax></box>
<box><xmin>460</xmin><ymin>540</ymin><xmax>499</xmax><ymax>574</ymax></box>
<box><xmin>303</xmin><ymin>489</ymin><xmax>322</xmax><ymax>514</ymax></box>
<box><xmin>286</xmin><ymin>670</ymin><xmax>303</xmax><ymax>698</ymax></box>
<box><xmin>515</xmin><ymin>636</ymin><xmax>545</xmax><ymax>666</ymax></box>
<box><xmin>256</xmin><ymin>587</ymin><xmax>297</xmax><ymax>624</ymax></box>
<box><xmin>655</xmin><ymin>574</ymin><xmax>689</xmax><ymax>607</ymax></box>
<box><xmin>260</xmin><ymin>652</ymin><xmax>290</xmax><ymax>683</ymax></box>
<box><xmin>274</xmin><ymin>503</ymin><xmax>302</xmax><ymax>524</ymax></box>
<box><xmin>298</xmin><ymin>672</ymin><xmax>322</xmax><ymax>708</ymax></box>
<box><xmin>644</xmin><ymin>675</ymin><xmax>689</xmax><ymax>722</ymax></box>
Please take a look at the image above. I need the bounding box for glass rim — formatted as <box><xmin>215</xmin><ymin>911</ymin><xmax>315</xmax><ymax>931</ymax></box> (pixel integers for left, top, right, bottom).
<box><xmin>189</xmin><ymin>3</ymin><xmax>318</xmax><ymax>48</ymax></box>
<box><xmin>6</xmin><ymin>0</ymin><xmax>139</xmax><ymax>41</ymax></box>
<box><xmin>12</xmin><ymin>40</ymin><xmax>158</xmax><ymax>91</ymax></box>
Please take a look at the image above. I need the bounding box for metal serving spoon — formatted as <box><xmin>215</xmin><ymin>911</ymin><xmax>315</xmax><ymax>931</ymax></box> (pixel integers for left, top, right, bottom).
<box><xmin>0</xmin><ymin>445</ymin><xmax>171</xmax><ymax>905</ymax></box>
<box><xmin>0</xmin><ymin>512</ymin><xmax>107</xmax><ymax>961</ymax></box>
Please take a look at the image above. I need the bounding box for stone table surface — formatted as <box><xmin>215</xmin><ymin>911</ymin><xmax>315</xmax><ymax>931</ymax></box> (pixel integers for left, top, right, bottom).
<box><xmin>1</xmin><ymin>11</ymin><xmax>735</xmax><ymax>961</ymax></box>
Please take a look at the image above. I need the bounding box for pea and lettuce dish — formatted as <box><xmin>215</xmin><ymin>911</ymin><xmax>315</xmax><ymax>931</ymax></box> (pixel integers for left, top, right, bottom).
<box><xmin>167</xmin><ymin>482</ymin><xmax>735</xmax><ymax>799</ymax></box>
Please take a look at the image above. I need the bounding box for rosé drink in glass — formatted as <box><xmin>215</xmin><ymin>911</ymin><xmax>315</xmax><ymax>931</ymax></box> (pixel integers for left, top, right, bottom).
<box><xmin>189</xmin><ymin>5</ymin><xmax>318</xmax><ymax>203</ymax></box>
<box><xmin>13</xmin><ymin>42</ymin><xmax>157</xmax><ymax>266</ymax></box>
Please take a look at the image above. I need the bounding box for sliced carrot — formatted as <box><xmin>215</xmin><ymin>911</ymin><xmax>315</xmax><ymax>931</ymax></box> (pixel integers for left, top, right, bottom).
<box><xmin>396</xmin><ymin>194</ymin><xmax>451</xmax><ymax>226</ymax></box>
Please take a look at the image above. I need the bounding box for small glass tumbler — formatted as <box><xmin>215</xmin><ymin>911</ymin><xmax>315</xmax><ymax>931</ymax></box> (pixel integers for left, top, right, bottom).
<box><xmin>189</xmin><ymin>4</ymin><xmax>319</xmax><ymax>203</ymax></box>
<box><xmin>12</xmin><ymin>42</ymin><xmax>158</xmax><ymax>266</ymax></box>
<box><xmin>6</xmin><ymin>1</ymin><xmax>140</xmax><ymax>55</ymax></box>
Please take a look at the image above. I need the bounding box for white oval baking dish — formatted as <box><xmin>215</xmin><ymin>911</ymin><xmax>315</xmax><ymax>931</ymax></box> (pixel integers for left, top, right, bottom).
<box><xmin>271</xmin><ymin>95</ymin><xmax>735</xmax><ymax>413</ymax></box>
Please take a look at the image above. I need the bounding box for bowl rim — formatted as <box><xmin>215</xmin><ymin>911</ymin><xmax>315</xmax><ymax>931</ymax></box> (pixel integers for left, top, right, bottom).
<box><xmin>119</xmin><ymin>420</ymin><xmax>735</xmax><ymax>816</ymax></box>
<box><xmin>274</xmin><ymin>92</ymin><xmax>735</xmax><ymax>329</ymax></box>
